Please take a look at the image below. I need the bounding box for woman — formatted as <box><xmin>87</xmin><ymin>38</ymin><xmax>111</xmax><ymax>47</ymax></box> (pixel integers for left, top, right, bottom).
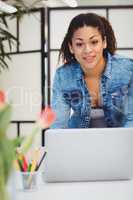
<box><xmin>51</xmin><ymin>13</ymin><xmax>133</xmax><ymax>128</ymax></box>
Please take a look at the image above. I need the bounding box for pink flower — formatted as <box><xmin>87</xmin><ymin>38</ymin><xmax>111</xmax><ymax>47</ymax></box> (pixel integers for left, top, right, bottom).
<box><xmin>0</xmin><ymin>90</ymin><xmax>6</xmax><ymax>110</ymax></box>
<box><xmin>38</xmin><ymin>106</ymin><xmax>56</xmax><ymax>129</ymax></box>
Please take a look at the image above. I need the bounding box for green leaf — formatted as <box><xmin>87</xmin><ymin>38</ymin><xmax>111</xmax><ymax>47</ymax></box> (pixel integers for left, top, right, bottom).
<box><xmin>0</xmin><ymin>42</ymin><xmax>5</xmax><ymax>57</ymax></box>
<box><xmin>0</xmin><ymin>104</ymin><xmax>12</xmax><ymax>138</ymax></box>
<box><xmin>0</xmin><ymin>154</ymin><xmax>6</xmax><ymax>197</ymax></box>
<box><xmin>0</xmin><ymin>28</ymin><xmax>17</xmax><ymax>41</ymax></box>
<box><xmin>20</xmin><ymin>125</ymin><xmax>40</xmax><ymax>154</ymax></box>
<box><xmin>1</xmin><ymin>15</ymin><xmax>8</xmax><ymax>28</ymax></box>
<box><xmin>0</xmin><ymin>60</ymin><xmax>8</xmax><ymax>71</ymax></box>
<box><xmin>0</xmin><ymin>56</ymin><xmax>9</xmax><ymax>69</ymax></box>
<box><xmin>0</xmin><ymin>138</ymin><xmax>15</xmax><ymax>183</ymax></box>
<box><xmin>12</xmin><ymin>136</ymin><xmax>24</xmax><ymax>150</ymax></box>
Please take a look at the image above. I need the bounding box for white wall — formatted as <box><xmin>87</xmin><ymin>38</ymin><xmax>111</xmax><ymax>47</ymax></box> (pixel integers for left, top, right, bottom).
<box><xmin>0</xmin><ymin>10</ymin><xmax>42</xmax><ymax>147</ymax></box>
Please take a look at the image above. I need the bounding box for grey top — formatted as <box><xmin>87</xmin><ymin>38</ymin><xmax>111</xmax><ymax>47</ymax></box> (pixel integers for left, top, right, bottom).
<box><xmin>90</xmin><ymin>108</ymin><xmax>107</xmax><ymax>128</ymax></box>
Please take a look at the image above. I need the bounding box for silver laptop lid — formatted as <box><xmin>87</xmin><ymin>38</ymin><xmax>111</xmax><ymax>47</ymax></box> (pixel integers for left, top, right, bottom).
<box><xmin>44</xmin><ymin>128</ymin><xmax>133</xmax><ymax>182</ymax></box>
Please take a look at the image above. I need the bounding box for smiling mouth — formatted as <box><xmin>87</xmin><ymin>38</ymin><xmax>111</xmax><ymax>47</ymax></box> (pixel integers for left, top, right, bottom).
<box><xmin>83</xmin><ymin>56</ymin><xmax>95</xmax><ymax>63</ymax></box>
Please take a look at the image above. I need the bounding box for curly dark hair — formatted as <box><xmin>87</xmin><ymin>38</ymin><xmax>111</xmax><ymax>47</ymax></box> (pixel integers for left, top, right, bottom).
<box><xmin>59</xmin><ymin>13</ymin><xmax>117</xmax><ymax>64</ymax></box>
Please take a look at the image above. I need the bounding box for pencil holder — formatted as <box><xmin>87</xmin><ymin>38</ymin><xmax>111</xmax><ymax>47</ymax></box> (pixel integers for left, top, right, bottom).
<box><xmin>15</xmin><ymin>171</ymin><xmax>39</xmax><ymax>191</ymax></box>
<box><xmin>22</xmin><ymin>172</ymin><xmax>38</xmax><ymax>190</ymax></box>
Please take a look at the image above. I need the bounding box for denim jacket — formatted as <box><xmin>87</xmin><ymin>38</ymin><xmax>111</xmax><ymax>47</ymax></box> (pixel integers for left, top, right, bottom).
<box><xmin>51</xmin><ymin>52</ymin><xmax>133</xmax><ymax>128</ymax></box>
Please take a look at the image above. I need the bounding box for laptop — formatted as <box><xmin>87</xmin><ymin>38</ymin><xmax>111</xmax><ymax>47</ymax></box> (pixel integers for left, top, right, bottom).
<box><xmin>44</xmin><ymin>128</ymin><xmax>133</xmax><ymax>182</ymax></box>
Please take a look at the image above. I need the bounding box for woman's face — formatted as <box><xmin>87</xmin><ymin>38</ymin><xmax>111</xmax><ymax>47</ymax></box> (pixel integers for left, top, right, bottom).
<box><xmin>69</xmin><ymin>26</ymin><xmax>107</xmax><ymax>72</ymax></box>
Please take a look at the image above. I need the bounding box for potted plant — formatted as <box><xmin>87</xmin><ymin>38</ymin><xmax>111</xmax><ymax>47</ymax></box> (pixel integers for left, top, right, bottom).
<box><xmin>0</xmin><ymin>0</ymin><xmax>42</xmax><ymax>73</ymax></box>
<box><xmin>0</xmin><ymin>90</ymin><xmax>56</xmax><ymax>200</ymax></box>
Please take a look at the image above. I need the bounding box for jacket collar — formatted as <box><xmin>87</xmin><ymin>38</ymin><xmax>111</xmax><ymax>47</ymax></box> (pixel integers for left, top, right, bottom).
<box><xmin>73</xmin><ymin>52</ymin><xmax>112</xmax><ymax>80</ymax></box>
<box><xmin>103</xmin><ymin>52</ymin><xmax>112</xmax><ymax>79</ymax></box>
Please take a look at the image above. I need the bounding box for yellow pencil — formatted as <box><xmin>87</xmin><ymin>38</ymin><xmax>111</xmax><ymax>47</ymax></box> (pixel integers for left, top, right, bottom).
<box><xmin>13</xmin><ymin>160</ymin><xmax>20</xmax><ymax>171</ymax></box>
<box><xmin>30</xmin><ymin>159</ymin><xmax>37</xmax><ymax>172</ymax></box>
<box><xmin>27</xmin><ymin>159</ymin><xmax>37</xmax><ymax>188</ymax></box>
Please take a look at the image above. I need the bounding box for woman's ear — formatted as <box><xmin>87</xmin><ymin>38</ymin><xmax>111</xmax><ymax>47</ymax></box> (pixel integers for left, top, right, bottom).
<box><xmin>68</xmin><ymin>43</ymin><xmax>74</xmax><ymax>54</ymax></box>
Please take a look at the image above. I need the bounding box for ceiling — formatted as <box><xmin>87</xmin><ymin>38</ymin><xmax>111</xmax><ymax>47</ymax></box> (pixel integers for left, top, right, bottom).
<box><xmin>6</xmin><ymin>0</ymin><xmax>133</xmax><ymax>8</ymax></box>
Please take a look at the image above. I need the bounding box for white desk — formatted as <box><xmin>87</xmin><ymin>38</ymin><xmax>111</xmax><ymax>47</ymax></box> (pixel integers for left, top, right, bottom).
<box><xmin>15</xmin><ymin>179</ymin><xmax>133</xmax><ymax>200</ymax></box>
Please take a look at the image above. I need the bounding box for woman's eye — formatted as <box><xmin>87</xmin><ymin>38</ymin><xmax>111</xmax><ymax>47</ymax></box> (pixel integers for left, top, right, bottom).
<box><xmin>75</xmin><ymin>43</ymin><xmax>83</xmax><ymax>47</ymax></box>
<box><xmin>91</xmin><ymin>40</ymin><xmax>98</xmax><ymax>45</ymax></box>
